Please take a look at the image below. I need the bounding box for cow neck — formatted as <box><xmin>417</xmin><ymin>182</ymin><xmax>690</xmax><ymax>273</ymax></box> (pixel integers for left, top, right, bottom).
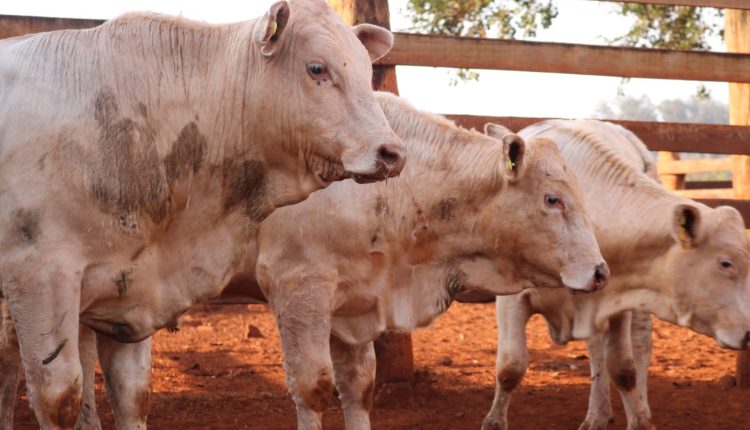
<box><xmin>377</xmin><ymin>96</ymin><xmax>504</xmax><ymax>254</ymax></box>
<box><xmin>372</xmin><ymin>98</ymin><xmax>506</xmax><ymax>330</ymax></box>
<box><xmin>97</xmin><ymin>15</ymin><xmax>287</xmax><ymax>222</ymax></box>
<box><xmin>559</xmin><ymin>136</ymin><xmax>703</xmax><ymax>326</ymax></box>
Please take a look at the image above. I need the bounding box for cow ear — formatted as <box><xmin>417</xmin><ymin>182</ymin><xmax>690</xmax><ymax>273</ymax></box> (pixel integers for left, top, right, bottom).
<box><xmin>254</xmin><ymin>1</ymin><xmax>290</xmax><ymax>57</ymax></box>
<box><xmin>671</xmin><ymin>204</ymin><xmax>703</xmax><ymax>249</ymax></box>
<box><xmin>484</xmin><ymin>122</ymin><xmax>514</xmax><ymax>140</ymax></box>
<box><xmin>501</xmin><ymin>133</ymin><xmax>527</xmax><ymax>182</ymax></box>
<box><xmin>352</xmin><ymin>24</ymin><xmax>394</xmax><ymax>62</ymax></box>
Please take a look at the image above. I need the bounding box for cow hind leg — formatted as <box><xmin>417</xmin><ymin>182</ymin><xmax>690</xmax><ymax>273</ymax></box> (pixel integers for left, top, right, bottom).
<box><xmin>0</xmin><ymin>300</ymin><xmax>21</xmax><ymax>430</ymax></box>
<box><xmin>330</xmin><ymin>336</ymin><xmax>375</xmax><ymax>430</ymax></box>
<box><xmin>75</xmin><ymin>326</ymin><xmax>102</xmax><ymax>430</ymax></box>
<box><xmin>604</xmin><ymin>313</ymin><xmax>654</xmax><ymax>430</ymax></box>
<box><xmin>97</xmin><ymin>334</ymin><xmax>152</xmax><ymax>430</ymax></box>
<box><xmin>482</xmin><ymin>296</ymin><xmax>532</xmax><ymax>430</ymax></box>
<box><xmin>578</xmin><ymin>333</ymin><xmax>613</xmax><ymax>430</ymax></box>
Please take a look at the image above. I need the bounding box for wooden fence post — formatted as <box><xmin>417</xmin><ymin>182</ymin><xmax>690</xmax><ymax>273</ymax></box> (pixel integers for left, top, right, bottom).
<box><xmin>328</xmin><ymin>0</ymin><xmax>415</xmax><ymax>384</ymax></box>
<box><xmin>657</xmin><ymin>151</ymin><xmax>685</xmax><ymax>190</ymax></box>
<box><xmin>727</xmin><ymin>8</ymin><xmax>750</xmax><ymax>389</ymax></box>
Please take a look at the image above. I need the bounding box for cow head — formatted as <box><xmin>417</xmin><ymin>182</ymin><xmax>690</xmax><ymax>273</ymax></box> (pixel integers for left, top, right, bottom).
<box><xmin>480</xmin><ymin>123</ymin><xmax>609</xmax><ymax>293</ymax></box>
<box><xmin>664</xmin><ymin>204</ymin><xmax>750</xmax><ymax>350</ymax></box>
<box><xmin>249</xmin><ymin>0</ymin><xmax>405</xmax><ymax>204</ymax></box>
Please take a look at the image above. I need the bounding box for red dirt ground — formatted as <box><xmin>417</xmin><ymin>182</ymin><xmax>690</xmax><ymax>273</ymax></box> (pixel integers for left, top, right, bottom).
<box><xmin>14</xmin><ymin>302</ymin><xmax>750</xmax><ymax>429</ymax></box>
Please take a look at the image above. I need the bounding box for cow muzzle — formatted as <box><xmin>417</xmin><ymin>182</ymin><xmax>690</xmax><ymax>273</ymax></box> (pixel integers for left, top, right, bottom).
<box><xmin>560</xmin><ymin>261</ymin><xmax>610</xmax><ymax>293</ymax></box>
<box><xmin>351</xmin><ymin>142</ymin><xmax>406</xmax><ymax>184</ymax></box>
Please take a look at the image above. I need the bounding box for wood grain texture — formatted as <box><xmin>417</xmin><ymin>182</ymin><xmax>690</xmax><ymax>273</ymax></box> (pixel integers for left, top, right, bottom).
<box><xmin>378</xmin><ymin>33</ymin><xmax>750</xmax><ymax>83</ymax></box>
<box><xmin>447</xmin><ymin>114</ymin><xmax>750</xmax><ymax>155</ymax></box>
<box><xmin>726</xmin><ymin>7</ymin><xmax>750</xmax><ymax>389</ymax></box>
<box><xmin>658</xmin><ymin>157</ymin><xmax>733</xmax><ymax>175</ymax></box>
<box><xmin>658</xmin><ymin>152</ymin><xmax>685</xmax><ymax>190</ymax></box>
<box><xmin>0</xmin><ymin>15</ymin><xmax>102</xmax><ymax>39</ymax></box>
<box><xmin>328</xmin><ymin>0</ymin><xmax>414</xmax><ymax>384</ymax></box>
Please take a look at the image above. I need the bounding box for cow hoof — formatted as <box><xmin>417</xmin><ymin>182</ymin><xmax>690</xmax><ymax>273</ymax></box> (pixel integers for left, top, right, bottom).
<box><xmin>626</xmin><ymin>421</ymin><xmax>656</xmax><ymax>430</ymax></box>
<box><xmin>481</xmin><ymin>416</ymin><xmax>507</xmax><ymax>430</ymax></box>
<box><xmin>578</xmin><ymin>417</ymin><xmax>611</xmax><ymax>430</ymax></box>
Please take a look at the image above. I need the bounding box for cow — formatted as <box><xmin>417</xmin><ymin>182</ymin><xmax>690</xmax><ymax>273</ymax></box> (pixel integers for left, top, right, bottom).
<box><xmin>47</xmin><ymin>92</ymin><xmax>611</xmax><ymax>430</ymax></box>
<box><xmin>480</xmin><ymin>120</ymin><xmax>750</xmax><ymax>430</ymax></box>
<box><xmin>0</xmin><ymin>1</ymin><xmax>406</xmax><ymax>427</ymax></box>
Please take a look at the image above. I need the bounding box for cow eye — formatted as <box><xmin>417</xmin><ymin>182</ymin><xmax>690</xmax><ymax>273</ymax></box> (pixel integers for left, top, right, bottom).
<box><xmin>307</xmin><ymin>63</ymin><xmax>326</xmax><ymax>78</ymax></box>
<box><xmin>545</xmin><ymin>194</ymin><xmax>563</xmax><ymax>209</ymax></box>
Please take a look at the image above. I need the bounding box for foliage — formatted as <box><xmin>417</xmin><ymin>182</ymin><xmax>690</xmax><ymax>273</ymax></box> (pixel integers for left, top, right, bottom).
<box><xmin>405</xmin><ymin>0</ymin><xmax>557</xmax><ymax>83</ymax></box>
<box><xmin>405</xmin><ymin>0</ymin><xmax>558</xmax><ymax>39</ymax></box>
<box><xmin>405</xmin><ymin>1</ymin><xmax>721</xmax><ymax>87</ymax></box>
<box><xmin>609</xmin><ymin>4</ymin><xmax>722</xmax><ymax>50</ymax></box>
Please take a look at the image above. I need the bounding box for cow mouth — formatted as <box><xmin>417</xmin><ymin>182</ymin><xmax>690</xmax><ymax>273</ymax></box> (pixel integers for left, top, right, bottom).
<box><xmin>352</xmin><ymin>172</ymin><xmax>386</xmax><ymax>184</ymax></box>
<box><xmin>310</xmin><ymin>154</ymin><xmax>351</xmax><ymax>185</ymax></box>
<box><xmin>310</xmin><ymin>154</ymin><xmax>390</xmax><ymax>185</ymax></box>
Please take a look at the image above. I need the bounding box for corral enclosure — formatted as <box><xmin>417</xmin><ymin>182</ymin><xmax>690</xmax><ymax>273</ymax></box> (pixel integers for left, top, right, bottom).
<box><xmin>2</xmin><ymin>0</ymin><xmax>750</xmax><ymax>428</ymax></box>
<box><xmin>7</xmin><ymin>303</ymin><xmax>748</xmax><ymax>429</ymax></box>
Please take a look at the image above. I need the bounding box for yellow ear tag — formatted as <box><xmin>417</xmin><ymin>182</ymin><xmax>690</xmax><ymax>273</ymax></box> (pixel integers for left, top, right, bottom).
<box><xmin>271</xmin><ymin>20</ymin><xmax>278</xmax><ymax>37</ymax></box>
<box><xmin>506</xmin><ymin>159</ymin><xmax>514</xmax><ymax>172</ymax></box>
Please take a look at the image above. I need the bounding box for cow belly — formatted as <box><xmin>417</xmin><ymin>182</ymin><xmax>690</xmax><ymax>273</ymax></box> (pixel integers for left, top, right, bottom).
<box><xmin>79</xmin><ymin>228</ymin><xmax>247</xmax><ymax>341</ymax></box>
<box><xmin>332</xmin><ymin>310</ymin><xmax>385</xmax><ymax>345</ymax></box>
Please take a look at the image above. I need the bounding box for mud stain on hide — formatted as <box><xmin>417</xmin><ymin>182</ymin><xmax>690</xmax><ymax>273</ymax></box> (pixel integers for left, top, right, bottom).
<box><xmin>113</xmin><ymin>268</ymin><xmax>134</xmax><ymax>299</ymax></box>
<box><xmin>89</xmin><ymin>90</ymin><xmax>167</xmax><ymax>224</ymax></box>
<box><xmin>50</xmin><ymin>385</ymin><xmax>81</xmax><ymax>428</ymax></box>
<box><xmin>302</xmin><ymin>377</ymin><xmax>333</xmax><ymax>413</ymax></box>
<box><xmin>164</xmin><ymin>121</ymin><xmax>207</xmax><ymax>185</ymax></box>
<box><xmin>222</xmin><ymin>158</ymin><xmax>270</xmax><ymax>222</ymax></box>
<box><xmin>42</xmin><ymin>339</ymin><xmax>68</xmax><ymax>365</ymax></box>
<box><xmin>13</xmin><ymin>208</ymin><xmax>41</xmax><ymax>245</ymax></box>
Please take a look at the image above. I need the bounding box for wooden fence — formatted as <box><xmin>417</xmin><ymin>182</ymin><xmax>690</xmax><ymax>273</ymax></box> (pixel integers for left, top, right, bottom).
<box><xmin>2</xmin><ymin>0</ymin><xmax>750</xmax><ymax>387</ymax></box>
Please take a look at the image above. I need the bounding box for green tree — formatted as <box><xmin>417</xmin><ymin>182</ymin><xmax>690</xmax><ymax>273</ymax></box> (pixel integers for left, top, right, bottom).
<box><xmin>405</xmin><ymin>1</ymin><xmax>720</xmax><ymax>85</ymax></box>
<box><xmin>405</xmin><ymin>0</ymin><xmax>557</xmax><ymax>83</ymax></box>
<box><xmin>405</xmin><ymin>0</ymin><xmax>557</xmax><ymax>39</ymax></box>
<box><xmin>610</xmin><ymin>4</ymin><xmax>722</xmax><ymax>50</ymax></box>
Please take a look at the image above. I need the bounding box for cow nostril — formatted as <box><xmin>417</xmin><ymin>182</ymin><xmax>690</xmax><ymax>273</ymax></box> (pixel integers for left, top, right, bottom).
<box><xmin>377</xmin><ymin>144</ymin><xmax>403</xmax><ymax>168</ymax></box>
<box><xmin>593</xmin><ymin>262</ymin><xmax>609</xmax><ymax>288</ymax></box>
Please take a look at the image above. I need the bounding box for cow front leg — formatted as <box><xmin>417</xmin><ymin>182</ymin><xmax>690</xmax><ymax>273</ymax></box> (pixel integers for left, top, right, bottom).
<box><xmin>6</xmin><ymin>275</ymin><xmax>83</xmax><ymax>429</ymax></box>
<box><xmin>482</xmin><ymin>295</ymin><xmax>532</xmax><ymax>430</ymax></box>
<box><xmin>274</xmin><ymin>279</ymin><xmax>334</xmax><ymax>430</ymax></box>
<box><xmin>579</xmin><ymin>333</ymin><xmax>613</xmax><ymax>430</ymax></box>
<box><xmin>604</xmin><ymin>313</ymin><xmax>654</xmax><ymax>430</ymax></box>
<box><xmin>75</xmin><ymin>326</ymin><xmax>102</xmax><ymax>430</ymax></box>
<box><xmin>630</xmin><ymin>311</ymin><xmax>653</xmax><ymax>421</ymax></box>
<box><xmin>0</xmin><ymin>300</ymin><xmax>21</xmax><ymax>430</ymax></box>
<box><xmin>97</xmin><ymin>333</ymin><xmax>152</xmax><ymax>429</ymax></box>
<box><xmin>330</xmin><ymin>336</ymin><xmax>375</xmax><ymax>430</ymax></box>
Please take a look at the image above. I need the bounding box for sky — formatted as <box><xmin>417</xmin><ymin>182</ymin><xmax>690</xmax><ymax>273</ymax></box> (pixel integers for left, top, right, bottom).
<box><xmin>0</xmin><ymin>0</ymin><xmax>731</xmax><ymax>119</ymax></box>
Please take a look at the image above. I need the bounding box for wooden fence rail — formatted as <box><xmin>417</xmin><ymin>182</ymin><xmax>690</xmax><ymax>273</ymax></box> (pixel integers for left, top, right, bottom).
<box><xmin>0</xmin><ymin>15</ymin><xmax>102</xmax><ymax>39</ymax></box>
<box><xmin>446</xmin><ymin>115</ymin><xmax>750</xmax><ymax>155</ymax></box>
<box><xmin>4</xmin><ymin>15</ymin><xmax>750</xmax><ymax>84</ymax></box>
<box><xmin>379</xmin><ymin>33</ymin><xmax>750</xmax><ymax>83</ymax></box>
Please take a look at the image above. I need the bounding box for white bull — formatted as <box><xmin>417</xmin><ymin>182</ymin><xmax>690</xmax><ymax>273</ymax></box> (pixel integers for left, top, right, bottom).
<box><xmin>0</xmin><ymin>1</ymin><xmax>405</xmax><ymax>427</ymax></box>
<box><xmin>481</xmin><ymin>120</ymin><xmax>750</xmax><ymax>430</ymax></box>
